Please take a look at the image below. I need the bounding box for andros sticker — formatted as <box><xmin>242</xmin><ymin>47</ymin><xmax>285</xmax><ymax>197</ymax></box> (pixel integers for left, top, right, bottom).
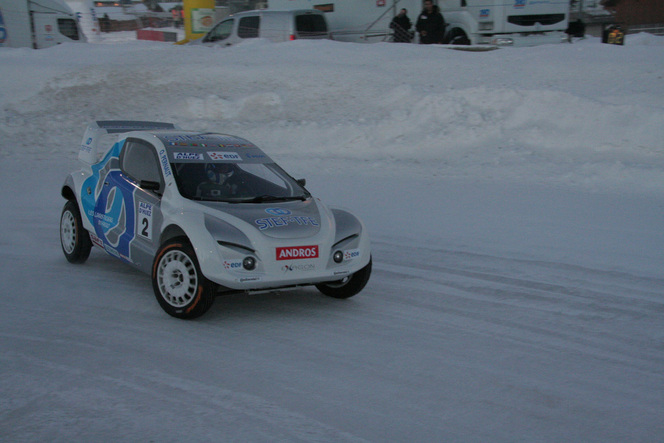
<box><xmin>208</xmin><ymin>151</ymin><xmax>242</xmax><ymax>161</ymax></box>
<box><xmin>276</xmin><ymin>245</ymin><xmax>319</xmax><ymax>261</ymax></box>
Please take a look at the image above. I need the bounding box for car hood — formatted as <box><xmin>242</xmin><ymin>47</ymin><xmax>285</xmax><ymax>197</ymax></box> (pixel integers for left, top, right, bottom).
<box><xmin>198</xmin><ymin>199</ymin><xmax>323</xmax><ymax>239</ymax></box>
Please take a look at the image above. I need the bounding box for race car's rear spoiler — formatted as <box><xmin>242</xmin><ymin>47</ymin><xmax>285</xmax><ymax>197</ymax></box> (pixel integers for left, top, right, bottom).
<box><xmin>79</xmin><ymin>120</ymin><xmax>179</xmax><ymax>164</ymax></box>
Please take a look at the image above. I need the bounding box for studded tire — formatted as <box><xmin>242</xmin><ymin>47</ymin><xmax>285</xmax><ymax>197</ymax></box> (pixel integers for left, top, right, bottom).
<box><xmin>316</xmin><ymin>258</ymin><xmax>372</xmax><ymax>299</ymax></box>
<box><xmin>152</xmin><ymin>239</ymin><xmax>215</xmax><ymax>319</ymax></box>
<box><xmin>60</xmin><ymin>199</ymin><xmax>92</xmax><ymax>264</ymax></box>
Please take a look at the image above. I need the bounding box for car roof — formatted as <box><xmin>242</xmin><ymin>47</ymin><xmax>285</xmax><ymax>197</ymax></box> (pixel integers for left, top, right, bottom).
<box><xmin>150</xmin><ymin>131</ymin><xmax>274</xmax><ymax>164</ymax></box>
<box><xmin>151</xmin><ymin>131</ymin><xmax>256</xmax><ymax>148</ymax></box>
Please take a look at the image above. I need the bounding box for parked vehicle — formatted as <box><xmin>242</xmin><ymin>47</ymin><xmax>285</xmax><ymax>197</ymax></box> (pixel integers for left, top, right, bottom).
<box><xmin>0</xmin><ymin>0</ymin><xmax>86</xmax><ymax>49</ymax></box>
<box><xmin>266</xmin><ymin>0</ymin><xmax>569</xmax><ymax>46</ymax></box>
<box><xmin>193</xmin><ymin>9</ymin><xmax>329</xmax><ymax>47</ymax></box>
<box><xmin>60</xmin><ymin>121</ymin><xmax>371</xmax><ymax>319</ymax></box>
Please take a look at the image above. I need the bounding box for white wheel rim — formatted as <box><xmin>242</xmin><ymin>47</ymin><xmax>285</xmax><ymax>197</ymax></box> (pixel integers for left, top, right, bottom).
<box><xmin>157</xmin><ymin>250</ymin><xmax>199</xmax><ymax>308</ymax></box>
<box><xmin>61</xmin><ymin>210</ymin><xmax>77</xmax><ymax>254</ymax></box>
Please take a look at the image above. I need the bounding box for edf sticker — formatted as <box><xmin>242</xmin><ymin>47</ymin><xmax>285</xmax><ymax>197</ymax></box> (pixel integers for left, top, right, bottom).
<box><xmin>138</xmin><ymin>201</ymin><xmax>153</xmax><ymax>239</ymax></box>
<box><xmin>208</xmin><ymin>152</ymin><xmax>241</xmax><ymax>161</ymax></box>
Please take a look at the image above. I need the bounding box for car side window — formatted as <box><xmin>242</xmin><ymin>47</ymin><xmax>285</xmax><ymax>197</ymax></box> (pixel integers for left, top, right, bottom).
<box><xmin>120</xmin><ymin>139</ymin><xmax>162</xmax><ymax>187</ymax></box>
<box><xmin>204</xmin><ymin>19</ymin><xmax>234</xmax><ymax>42</ymax></box>
<box><xmin>238</xmin><ymin>16</ymin><xmax>260</xmax><ymax>39</ymax></box>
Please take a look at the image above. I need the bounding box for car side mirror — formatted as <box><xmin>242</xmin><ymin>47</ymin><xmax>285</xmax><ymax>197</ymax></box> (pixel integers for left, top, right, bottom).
<box><xmin>141</xmin><ymin>180</ymin><xmax>161</xmax><ymax>194</ymax></box>
<box><xmin>296</xmin><ymin>178</ymin><xmax>306</xmax><ymax>187</ymax></box>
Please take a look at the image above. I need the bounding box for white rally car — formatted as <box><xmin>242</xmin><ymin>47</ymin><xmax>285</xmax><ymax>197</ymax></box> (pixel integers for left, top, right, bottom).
<box><xmin>60</xmin><ymin>121</ymin><xmax>371</xmax><ymax>318</ymax></box>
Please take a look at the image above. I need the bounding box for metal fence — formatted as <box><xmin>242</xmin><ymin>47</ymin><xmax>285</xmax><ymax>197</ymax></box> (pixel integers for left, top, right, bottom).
<box><xmin>626</xmin><ymin>23</ymin><xmax>664</xmax><ymax>35</ymax></box>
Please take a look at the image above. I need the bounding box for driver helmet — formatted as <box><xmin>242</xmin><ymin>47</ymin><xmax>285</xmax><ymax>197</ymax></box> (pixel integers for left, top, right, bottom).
<box><xmin>206</xmin><ymin>163</ymin><xmax>234</xmax><ymax>184</ymax></box>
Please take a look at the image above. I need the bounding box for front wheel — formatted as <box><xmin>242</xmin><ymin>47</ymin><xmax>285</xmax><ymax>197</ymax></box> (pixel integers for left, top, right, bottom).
<box><xmin>60</xmin><ymin>199</ymin><xmax>92</xmax><ymax>264</ymax></box>
<box><xmin>447</xmin><ymin>29</ymin><xmax>471</xmax><ymax>45</ymax></box>
<box><xmin>316</xmin><ymin>259</ymin><xmax>372</xmax><ymax>299</ymax></box>
<box><xmin>152</xmin><ymin>239</ymin><xmax>216</xmax><ymax>319</ymax></box>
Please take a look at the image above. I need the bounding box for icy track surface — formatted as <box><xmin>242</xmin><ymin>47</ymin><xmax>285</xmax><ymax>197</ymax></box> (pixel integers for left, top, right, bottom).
<box><xmin>1</xmin><ymin>33</ymin><xmax>663</xmax><ymax>441</ymax></box>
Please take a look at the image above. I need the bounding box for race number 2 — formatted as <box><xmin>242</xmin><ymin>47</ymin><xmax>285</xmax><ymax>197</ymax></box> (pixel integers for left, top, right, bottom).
<box><xmin>138</xmin><ymin>201</ymin><xmax>153</xmax><ymax>240</ymax></box>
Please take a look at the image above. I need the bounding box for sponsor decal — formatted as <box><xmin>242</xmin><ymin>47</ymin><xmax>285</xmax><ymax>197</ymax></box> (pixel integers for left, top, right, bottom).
<box><xmin>89</xmin><ymin>209</ymin><xmax>115</xmax><ymax>229</ymax></box>
<box><xmin>137</xmin><ymin>201</ymin><xmax>153</xmax><ymax>240</ymax></box>
<box><xmin>480</xmin><ymin>9</ymin><xmax>490</xmax><ymax>18</ymax></box>
<box><xmin>90</xmin><ymin>232</ymin><xmax>104</xmax><ymax>248</ymax></box>
<box><xmin>276</xmin><ymin>245</ymin><xmax>319</xmax><ymax>261</ymax></box>
<box><xmin>80</xmin><ymin>137</ymin><xmax>94</xmax><ymax>154</ymax></box>
<box><xmin>238</xmin><ymin>276</ymin><xmax>262</xmax><ymax>283</ymax></box>
<box><xmin>207</xmin><ymin>151</ymin><xmax>241</xmax><ymax>161</ymax></box>
<box><xmin>344</xmin><ymin>249</ymin><xmax>361</xmax><ymax>261</ymax></box>
<box><xmin>255</xmin><ymin>215</ymin><xmax>319</xmax><ymax>231</ymax></box>
<box><xmin>174</xmin><ymin>152</ymin><xmax>204</xmax><ymax>160</ymax></box>
<box><xmin>246</xmin><ymin>153</ymin><xmax>266</xmax><ymax>159</ymax></box>
<box><xmin>163</xmin><ymin>135</ymin><xmax>206</xmax><ymax>142</ymax></box>
<box><xmin>223</xmin><ymin>259</ymin><xmax>243</xmax><ymax>270</ymax></box>
<box><xmin>282</xmin><ymin>263</ymin><xmax>316</xmax><ymax>273</ymax></box>
<box><xmin>158</xmin><ymin>149</ymin><xmax>172</xmax><ymax>177</ymax></box>
<box><xmin>266</xmin><ymin>208</ymin><xmax>291</xmax><ymax>216</ymax></box>
<box><xmin>257</xmin><ymin>208</ymin><xmax>319</xmax><ymax>230</ymax></box>
<box><xmin>514</xmin><ymin>0</ymin><xmax>526</xmax><ymax>8</ymax></box>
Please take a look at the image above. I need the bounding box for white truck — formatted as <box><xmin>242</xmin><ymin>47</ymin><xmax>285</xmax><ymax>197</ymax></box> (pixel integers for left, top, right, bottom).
<box><xmin>266</xmin><ymin>0</ymin><xmax>569</xmax><ymax>46</ymax></box>
<box><xmin>0</xmin><ymin>0</ymin><xmax>86</xmax><ymax>49</ymax></box>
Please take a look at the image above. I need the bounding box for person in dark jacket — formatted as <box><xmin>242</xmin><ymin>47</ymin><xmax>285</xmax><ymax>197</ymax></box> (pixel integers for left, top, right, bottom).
<box><xmin>416</xmin><ymin>0</ymin><xmax>446</xmax><ymax>44</ymax></box>
<box><xmin>390</xmin><ymin>8</ymin><xmax>413</xmax><ymax>43</ymax></box>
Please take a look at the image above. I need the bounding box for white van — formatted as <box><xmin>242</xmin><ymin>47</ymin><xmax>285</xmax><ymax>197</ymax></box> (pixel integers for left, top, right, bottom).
<box><xmin>196</xmin><ymin>9</ymin><xmax>329</xmax><ymax>47</ymax></box>
<box><xmin>0</xmin><ymin>0</ymin><xmax>86</xmax><ymax>49</ymax></box>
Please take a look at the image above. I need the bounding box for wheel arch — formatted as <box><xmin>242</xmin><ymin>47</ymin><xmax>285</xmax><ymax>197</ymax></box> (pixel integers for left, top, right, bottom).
<box><xmin>160</xmin><ymin>224</ymin><xmax>189</xmax><ymax>245</ymax></box>
<box><xmin>445</xmin><ymin>26</ymin><xmax>471</xmax><ymax>45</ymax></box>
<box><xmin>61</xmin><ymin>175</ymin><xmax>77</xmax><ymax>201</ymax></box>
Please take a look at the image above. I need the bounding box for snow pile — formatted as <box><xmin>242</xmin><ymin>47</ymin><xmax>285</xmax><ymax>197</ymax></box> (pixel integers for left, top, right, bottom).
<box><xmin>1</xmin><ymin>36</ymin><xmax>663</xmax><ymax>194</ymax></box>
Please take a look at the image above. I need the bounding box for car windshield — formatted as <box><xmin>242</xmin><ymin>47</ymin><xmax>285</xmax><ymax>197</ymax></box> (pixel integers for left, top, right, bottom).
<box><xmin>172</xmin><ymin>161</ymin><xmax>310</xmax><ymax>203</ymax></box>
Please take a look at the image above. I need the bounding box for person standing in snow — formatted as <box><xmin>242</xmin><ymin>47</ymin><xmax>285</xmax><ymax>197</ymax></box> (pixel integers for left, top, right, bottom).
<box><xmin>390</xmin><ymin>9</ymin><xmax>413</xmax><ymax>43</ymax></box>
<box><xmin>416</xmin><ymin>0</ymin><xmax>446</xmax><ymax>44</ymax></box>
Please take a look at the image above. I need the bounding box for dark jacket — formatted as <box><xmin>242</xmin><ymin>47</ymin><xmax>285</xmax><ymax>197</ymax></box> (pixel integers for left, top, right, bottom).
<box><xmin>416</xmin><ymin>6</ymin><xmax>446</xmax><ymax>44</ymax></box>
<box><xmin>390</xmin><ymin>14</ymin><xmax>412</xmax><ymax>43</ymax></box>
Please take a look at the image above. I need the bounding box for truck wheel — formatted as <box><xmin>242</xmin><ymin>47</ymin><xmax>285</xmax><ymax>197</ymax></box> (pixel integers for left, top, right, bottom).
<box><xmin>448</xmin><ymin>29</ymin><xmax>470</xmax><ymax>45</ymax></box>
<box><xmin>316</xmin><ymin>258</ymin><xmax>372</xmax><ymax>299</ymax></box>
<box><xmin>152</xmin><ymin>239</ymin><xmax>215</xmax><ymax>319</ymax></box>
<box><xmin>60</xmin><ymin>199</ymin><xmax>92</xmax><ymax>264</ymax></box>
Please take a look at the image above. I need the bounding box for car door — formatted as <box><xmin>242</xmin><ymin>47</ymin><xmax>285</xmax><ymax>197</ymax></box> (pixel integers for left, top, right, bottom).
<box><xmin>91</xmin><ymin>138</ymin><xmax>163</xmax><ymax>270</ymax></box>
<box><xmin>201</xmin><ymin>17</ymin><xmax>237</xmax><ymax>46</ymax></box>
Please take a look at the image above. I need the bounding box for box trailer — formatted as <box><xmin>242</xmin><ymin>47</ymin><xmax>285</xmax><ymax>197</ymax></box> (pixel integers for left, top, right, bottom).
<box><xmin>266</xmin><ymin>0</ymin><xmax>569</xmax><ymax>46</ymax></box>
<box><xmin>0</xmin><ymin>0</ymin><xmax>86</xmax><ymax>49</ymax></box>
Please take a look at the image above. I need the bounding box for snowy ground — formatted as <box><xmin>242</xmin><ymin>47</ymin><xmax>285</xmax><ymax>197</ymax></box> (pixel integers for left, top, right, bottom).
<box><xmin>1</xmin><ymin>32</ymin><xmax>663</xmax><ymax>441</ymax></box>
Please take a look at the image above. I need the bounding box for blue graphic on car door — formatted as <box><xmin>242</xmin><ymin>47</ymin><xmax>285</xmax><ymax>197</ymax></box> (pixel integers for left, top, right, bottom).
<box><xmin>81</xmin><ymin>141</ymin><xmax>136</xmax><ymax>263</ymax></box>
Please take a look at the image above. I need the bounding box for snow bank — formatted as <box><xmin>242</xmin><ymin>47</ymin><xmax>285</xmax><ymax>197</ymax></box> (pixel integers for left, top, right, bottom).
<box><xmin>1</xmin><ymin>36</ymin><xmax>662</xmax><ymax>194</ymax></box>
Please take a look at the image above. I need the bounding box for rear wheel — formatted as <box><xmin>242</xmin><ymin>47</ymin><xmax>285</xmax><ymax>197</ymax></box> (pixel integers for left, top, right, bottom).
<box><xmin>60</xmin><ymin>199</ymin><xmax>92</xmax><ymax>264</ymax></box>
<box><xmin>448</xmin><ymin>29</ymin><xmax>471</xmax><ymax>45</ymax></box>
<box><xmin>152</xmin><ymin>239</ymin><xmax>215</xmax><ymax>319</ymax></box>
<box><xmin>316</xmin><ymin>259</ymin><xmax>372</xmax><ymax>299</ymax></box>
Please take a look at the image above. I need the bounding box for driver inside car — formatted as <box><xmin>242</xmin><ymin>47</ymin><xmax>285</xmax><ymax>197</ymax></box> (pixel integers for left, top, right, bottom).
<box><xmin>196</xmin><ymin>163</ymin><xmax>238</xmax><ymax>199</ymax></box>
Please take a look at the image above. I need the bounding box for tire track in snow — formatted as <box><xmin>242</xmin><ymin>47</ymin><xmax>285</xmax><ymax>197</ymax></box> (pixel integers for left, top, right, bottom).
<box><xmin>370</xmin><ymin>240</ymin><xmax>664</xmax><ymax>380</ymax></box>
